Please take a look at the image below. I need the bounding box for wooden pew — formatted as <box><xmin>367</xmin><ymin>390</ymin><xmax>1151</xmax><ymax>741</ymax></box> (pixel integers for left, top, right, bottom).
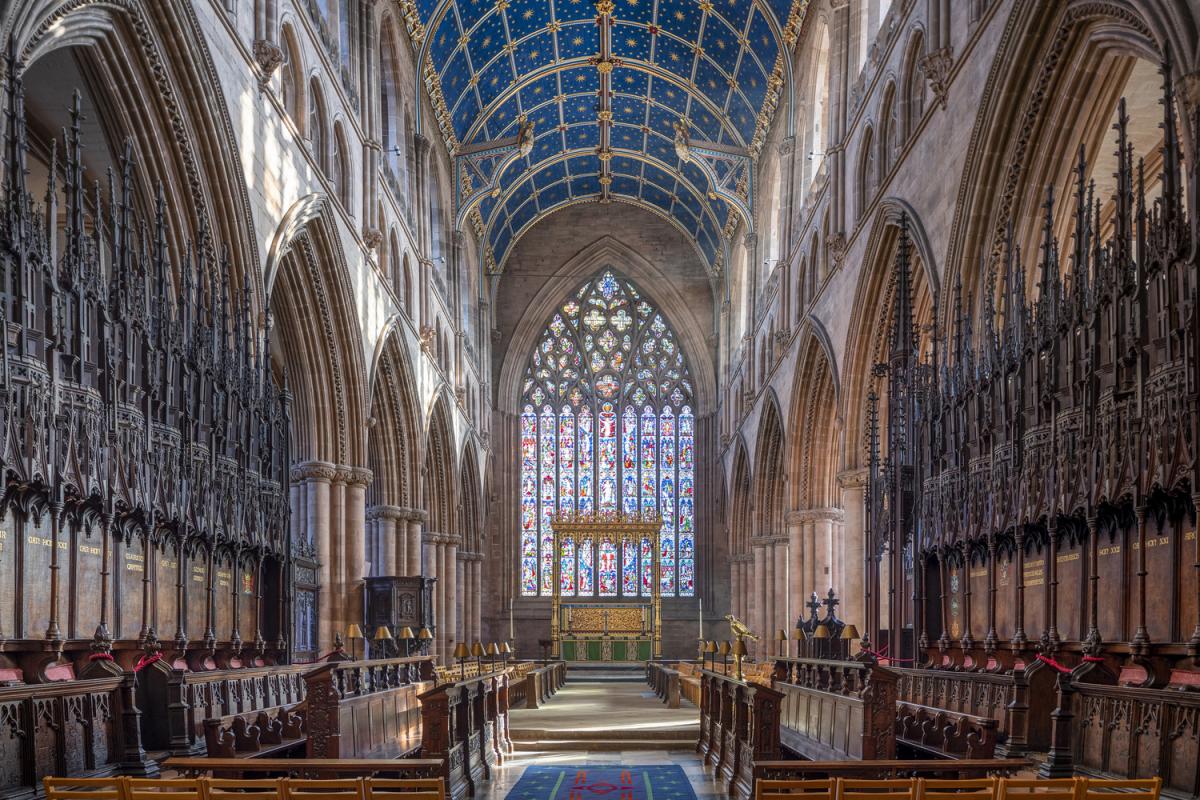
<box><xmin>770</xmin><ymin>657</ymin><xmax>899</xmax><ymax>761</ymax></box>
<box><xmin>509</xmin><ymin>661</ymin><xmax>566</xmax><ymax>709</ymax></box>
<box><xmin>137</xmin><ymin>662</ymin><xmax>310</xmax><ymax>755</ymax></box>
<box><xmin>891</xmin><ymin>663</ymin><xmax>1055</xmax><ymax>757</ymax></box>
<box><xmin>696</xmin><ymin>669</ymin><xmax>784</xmax><ymax>800</ymax></box>
<box><xmin>0</xmin><ymin>671</ymin><xmax>157</xmax><ymax>795</ymax></box>
<box><xmin>646</xmin><ymin>662</ymin><xmax>681</xmax><ymax>708</ymax></box>
<box><xmin>418</xmin><ymin>670</ymin><xmax>510</xmax><ymax>800</ymax></box>
<box><xmin>303</xmin><ymin>655</ymin><xmax>435</xmax><ymax>760</ymax></box>
<box><xmin>202</xmin><ymin>704</ymin><xmax>307</xmax><ymax>759</ymax></box>
<box><xmin>164</xmin><ymin>757</ymin><xmax>444</xmax><ymax>779</ymax></box>
<box><xmin>894</xmin><ymin>701</ymin><xmax>998</xmax><ymax>760</ymax></box>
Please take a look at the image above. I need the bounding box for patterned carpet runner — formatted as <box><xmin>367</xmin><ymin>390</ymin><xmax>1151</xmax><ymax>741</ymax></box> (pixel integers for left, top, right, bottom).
<box><xmin>504</xmin><ymin>765</ymin><xmax>697</xmax><ymax>800</ymax></box>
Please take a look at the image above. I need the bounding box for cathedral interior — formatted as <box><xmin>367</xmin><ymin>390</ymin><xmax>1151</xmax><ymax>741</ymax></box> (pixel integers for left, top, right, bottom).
<box><xmin>1</xmin><ymin>0</ymin><xmax>1199</xmax><ymax>796</ymax></box>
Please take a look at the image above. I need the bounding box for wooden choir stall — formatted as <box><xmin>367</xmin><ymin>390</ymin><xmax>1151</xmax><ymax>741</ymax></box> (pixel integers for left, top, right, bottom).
<box><xmin>849</xmin><ymin>60</ymin><xmax>1200</xmax><ymax>798</ymax></box>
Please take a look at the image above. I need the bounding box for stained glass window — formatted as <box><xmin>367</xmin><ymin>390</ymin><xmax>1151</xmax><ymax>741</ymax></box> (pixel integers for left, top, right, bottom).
<box><xmin>519</xmin><ymin>269</ymin><xmax>696</xmax><ymax>597</ymax></box>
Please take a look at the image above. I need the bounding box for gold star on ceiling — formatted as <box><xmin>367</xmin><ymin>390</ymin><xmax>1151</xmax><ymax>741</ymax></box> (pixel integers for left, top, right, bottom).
<box><xmin>548</xmin><ymin>21</ymin><xmax>561</xmax><ymax>32</ymax></box>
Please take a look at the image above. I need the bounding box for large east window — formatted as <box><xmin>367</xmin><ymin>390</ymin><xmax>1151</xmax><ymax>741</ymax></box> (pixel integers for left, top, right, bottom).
<box><xmin>519</xmin><ymin>270</ymin><xmax>696</xmax><ymax>597</ymax></box>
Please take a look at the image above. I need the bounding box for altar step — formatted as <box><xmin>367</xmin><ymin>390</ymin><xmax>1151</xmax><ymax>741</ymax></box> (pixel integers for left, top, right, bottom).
<box><xmin>510</xmin><ymin>737</ymin><xmax>694</xmax><ymax>752</ymax></box>
<box><xmin>565</xmin><ymin>663</ymin><xmax>645</xmax><ymax>682</ymax></box>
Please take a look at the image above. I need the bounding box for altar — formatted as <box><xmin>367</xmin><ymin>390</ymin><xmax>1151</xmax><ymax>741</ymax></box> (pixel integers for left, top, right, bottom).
<box><xmin>549</xmin><ymin>511</ymin><xmax>662</xmax><ymax>661</ymax></box>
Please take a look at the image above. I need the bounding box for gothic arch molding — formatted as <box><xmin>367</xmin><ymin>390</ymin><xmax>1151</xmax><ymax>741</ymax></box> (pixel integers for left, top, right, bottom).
<box><xmin>267</xmin><ymin>199</ymin><xmax>368</xmax><ymax>467</ymax></box>
<box><xmin>423</xmin><ymin>394</ymin><xmax>457</xmax><ymax>536</ymax></box>
<box><xmin>366</xmin><ymin>321</ymin><xmax>423</xmax><ymax>510</ymax></box>
<box><xmin>497</xmin><ymin>236</ymin><xmax>717</xmax><ymax>415</ymax></box>
<box><xmin>788</xmin><ymin>331</ymin><xmax>841</xmax><ymax>511</ymax></box>
<box><xmin>7</xmin><ymin>0</ymin><xmax>265</xmax><ymax>304</ymax></box>
<box><xmin>842</xmin><ymin>202</ymin><xmax>938</xmax><ymax>472</ymax></box>
<box><xmin>942</xmin><ymin>0</ymin><xmax>1192</xmax><ymax>309</ymax></box>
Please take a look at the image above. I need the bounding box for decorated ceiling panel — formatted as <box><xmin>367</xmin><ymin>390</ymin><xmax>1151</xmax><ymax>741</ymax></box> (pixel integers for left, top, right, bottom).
<box><xmin>411</xmin><ymin>0</ymin><xmax>808</xmax><ymax>273</ymax></box>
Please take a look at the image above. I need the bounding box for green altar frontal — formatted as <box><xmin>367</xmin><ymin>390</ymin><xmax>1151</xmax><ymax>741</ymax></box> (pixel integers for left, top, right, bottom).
<box><xmin>557</xmin><ymin>604</ymin><xmax>655</xmax><ymax>661</ymax></box>
<box><xmin>549</xmin><ymin>511</ymin><xmax>663</xmax><ymax>660</ymax></box>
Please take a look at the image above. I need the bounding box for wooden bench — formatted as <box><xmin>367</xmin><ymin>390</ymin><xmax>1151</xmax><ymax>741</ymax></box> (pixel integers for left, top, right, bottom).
<box><xmin>895</xmin><ymin>701</ymin><xmax>998</xmax><ymax>761</ymax></box>
<box><xmin>163</xmin><ymin>757</ymin><xmax>444</xmax><ymax>780</ymax></box>
<box><xmin>202</xmin><ymin>704</ymin><xmax>307</xmax><ymax>759</ymax></box>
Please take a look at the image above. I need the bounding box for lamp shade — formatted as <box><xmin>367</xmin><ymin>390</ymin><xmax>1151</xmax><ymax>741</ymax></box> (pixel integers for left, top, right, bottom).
<box><xmin>840</xmin><ymin>624</ymin><xmax>861</xmax><ymax>641</ymax></box>
<box><xmin>776</xmin><ymin>629</ymin><xmax>787</xmax><ymax>641</ymax></box>
<box><xmin>453</xmin><ymin>642</ymin><xmax>471</xmax><ymax>659</ymax></box>
<box><xmin>346</xmin><ymin>623</ymin><xmax>363</xmax><ymax>640</ymax></box>
<box><xmin>812</xmin><ymin>623</ymin><xmax>830</xmax><ymax>639</ymax></box>
<box><xmin>487</xmin><ymin>642</ymin><xmax>499</xmax><ymax>656</ymax></box>
<box><xmin>718</xmin><ymin>641</ymin><xmax>731</xmax><ymax>655</ymax></box>
<box><xmin>704</xmin><ymin>640</ymin><xmax>717</xmax><ymax>654</ymax></box>
<box><xmin>397</xmin><ymin>626</ymin><xmax>415</xmax><ymax>639</ymax></box>
<box><xmin>418</xmin><ymin>627</ymin><xmax>433</xmax><ymax>640</ymax></box>
<box><xmin>793</xmin><ymin>627</ymin><xmax>807</xmax><ymax>641</ymax></box>
<box><xmin>374</xmin><ymin>625</ymin><xmax>393</xmax><ymax>641</ymax></box>
<box><xmin>731</xmin><ymin>638</ymin><xmax>748</xmax><ymax>657</ymax></box>
<box><xmin>500</xmin><ymin>642</ymin><xmax>513</xmax><ymax>654</ymax></box>
<box><xmin>471</xmin><ymin>641</ymin><xmax>486</xmax><ymax>657</ymax></box>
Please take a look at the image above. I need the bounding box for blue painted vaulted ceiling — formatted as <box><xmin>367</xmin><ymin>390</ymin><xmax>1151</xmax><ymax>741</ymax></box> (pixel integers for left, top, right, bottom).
<box><xmin>411</xmin><ymin>0</ymin><xmax>805</xmax><ymax>273</ymax></box>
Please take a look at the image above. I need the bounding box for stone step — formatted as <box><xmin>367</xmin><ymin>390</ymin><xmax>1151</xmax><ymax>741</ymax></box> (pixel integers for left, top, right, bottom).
<box><xmin>510</xmin><ymin>727</ymin><xmax>698</xmax><ymax>742</ymax></box>
<box><xmin>511</xmin><ymin>738</ymin><xmax>696</xmax><ymax>752</ymax></box>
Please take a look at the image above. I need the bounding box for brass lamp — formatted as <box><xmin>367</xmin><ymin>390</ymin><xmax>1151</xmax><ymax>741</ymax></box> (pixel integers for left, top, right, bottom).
<box><xmin>500</xmin><ymin>641</ymin><xmax>513</xmax><ymax>662</ymax></box>
<box><xmin>397</xmin><ymin>626</ymin><xmax>415</xmax><ymax>657</ymax></box>
<box><xmin>453</xmin><ymin>642</ymin><xmax>471</xmax><ymax>679</ymax></box>
<box><xmin>346</xmin><ymin>623</ymin><xmax>364</xmax><ymax>660</ymax></box>
<box><xmin>813</xmin><ymin>623</ymin><xmax>830</xmax><ymax>638</ymax></box>
<box><xmin>471</xmin><ymin>640</ymin><xmax>485</xmax><ymax>671</ymax></box>
<box><xmin>417</xmin><ymin>626</ymin><xmax>433</xmax><ymax>656</ymax></box>
<box><xmin>718</xmin><ymin>640</ymin><xmax>731</xmax><ymax>675</ymax></box>
<box><xmin>840</xmin><ymin>624</ymin><xmax>861</xmax><ymax>659</ymax></box>
<box><xmin>793</xmin><ymin>626</ymin><xmax>807</xmax><ymax>658</ymax></box>
<box><xmin>776</xmin><ymin>628</ymin><xmax>787</xmax><ymax>657</ymax></box>
<box><xmin>373</xmin><ymin>625</ymin><xmax>393</xmax><ymax>660</ymax></box>
<box><xmin>704</xmin><ymin>639</ymin><xmax>716</xmax><ymax>669</ymax></box>
<box><xmin>731</xmin><ymin>637</ymin><xmax>748</xmax><ymax>681</ymax></box>
<box><xmin>486</xmin><ymin>642</ymin><xmax>499</xmax><ymax>669</ymax></box>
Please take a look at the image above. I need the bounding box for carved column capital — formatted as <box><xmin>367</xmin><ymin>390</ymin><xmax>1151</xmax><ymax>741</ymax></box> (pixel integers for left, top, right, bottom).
<box><xmin>919</xmin><ymin>47</ymin><xmax>954</xmax><ymax>110</ymax></box>
<box><xmin>837</xmin><ymin>468</ymin><xmax>869</xmax><ymax>489</ymax></box>
<box><xmin>290</xmin><ymin>460</ymin><xmax>337</xmax><ymax>482</ymax></box>
<box><xmin>346</xmin><ymin>467</ymin><xmax>374</xmax><ymax>487</ymax></box>
<box><xmin>777</xmin><ymin>136</ymin><xmax>796</xmax><ymax>157</ymax></box>
<box><xmin>786</xmin><ymin>507</ymin><xmax>845</xmax><ymax>524</ymax></box>
<box><xmin>366</xmin><ymin>504</ymin><xmax>407</xmax><ymax>522</ymax></box>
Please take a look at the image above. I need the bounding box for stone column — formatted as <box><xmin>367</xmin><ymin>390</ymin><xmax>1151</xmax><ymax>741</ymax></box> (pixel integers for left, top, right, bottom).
<box><xmin>293</xmin><ymin>461</ymin><xmax>334</xmax><ymax>650</ymax></box>
<box><xmin>456</xmin><ymin>553</ymin><xmax>466</xmax><ymax>645</ymax></box>
<box><xmin>786</xmin><ymin>511</ymin><xmax>805</xmax><ymax>631</ymax></box>
<box><xmin>329</xmin><ymin>471</ymin><xmax>347</xmax><ymax>637</ymax></box>
<box><xmin>730</xmin><ymin>559</ymin><xmax>742</xmax><ymax>624</ymax></box>
<box><xmin>366</xmin><ymin>507</ymin><xmax>395</xmax><ymax>577</ymax></box>
<box><xmin>762</xmin><ymin>542</ymin><xmax>776</xmax><ymax>654</ymax></box>
<box><xmin>838</xmin><ymin>469</ymin><xmax>868</xmax><ymax>627</ymax></box>
<box><xmin>446</xmin><ymin>535</ymin><xmax>460</xmax><ymax>657</ymax></box>
<box><xmin>407</xmin><ymin>510</ymin><xmax>427</xmax><ymax>578</ymax></box>
<box><xmin>345</xmin><ymin>468</ymin><xmax>372</xmax><ymax>630</ymax></box>
<box><xmin>752</xmin><ymin>542</ymin><xmax>766</xmax><ymax>657</ymax></box>
<box><xmin>472</xmin><ymin>557</ymin><xmax>482</xmax><ymax>644</ymax></box>
<box><xmin>423</xmin><ymin>531</ymin><xmax>441</xmax><ymax>660</ymax></box>
<box><xmin>773</xmin><ymin>536</ymin><xmax>789</xmax><ymax>652</ymax></box>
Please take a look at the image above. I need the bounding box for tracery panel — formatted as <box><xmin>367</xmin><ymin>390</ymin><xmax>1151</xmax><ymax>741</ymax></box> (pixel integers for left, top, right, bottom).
<box><xmin>519</xmin><ymin>270</ymin><xmax>696</xmax><ymax>597</ymax></box>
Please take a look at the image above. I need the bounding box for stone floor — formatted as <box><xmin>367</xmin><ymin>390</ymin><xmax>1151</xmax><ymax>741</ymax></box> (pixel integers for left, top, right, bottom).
<box><xmin>479</xmin><ymin>678</ymin><xmax>723</xmax><ymax>800</ymax></box>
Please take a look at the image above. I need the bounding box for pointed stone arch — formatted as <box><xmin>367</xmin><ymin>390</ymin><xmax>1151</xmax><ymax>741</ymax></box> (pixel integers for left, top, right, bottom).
<box><xmin>842</xmin><ymin>201</ymin><xmax>938</xmax><ymax>472</ymax></box>
<box><xmin>367</xmin><ymin>318</ymin><xmax>422</xmax><ymax>510</ymax></box>
<box><xmin>267</xmin><ymin>196</ymin><xmax>369</xmax><ymax>467</ymax></box>
<box><xmin>7</xmin><ymin>0</ymin><xmax>265</xmax><ymax>306</ymax></box>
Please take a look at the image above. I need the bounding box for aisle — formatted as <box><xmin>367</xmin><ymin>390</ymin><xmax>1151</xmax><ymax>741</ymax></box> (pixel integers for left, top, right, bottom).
<box><xmin>477</xmin><ymin>678</ymin><xmax>721</xmax><ymax>800</ymax></box>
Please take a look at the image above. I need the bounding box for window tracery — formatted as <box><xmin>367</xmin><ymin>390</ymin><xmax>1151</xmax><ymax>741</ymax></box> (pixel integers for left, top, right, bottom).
<box><xmin>519</xmin><ymin>270</ymin><xmax>696</xmax><ymax>598</ymax></box>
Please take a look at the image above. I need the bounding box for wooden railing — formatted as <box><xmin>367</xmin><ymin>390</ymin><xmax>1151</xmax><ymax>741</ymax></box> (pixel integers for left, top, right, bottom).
<box><xmin>894</xmin><ymin>701</ymin><xmax>997</xmax><ymax>760</ymax></box>
<box><xmin>137</xmin><ymin>662</ymin><xmax>310</xmax><ymax>754</ymax></box>
<box><xmin>303</xmin><ymin>655</ymin><xmax>435</xmax><ymax>760</ymax></box>
<box><xmin>0</xmin><ymin>672</ymin><xmax>156</xmax><ymax>796</ymax></box>
<box><xmin>508</xmin><ymin>661</ymin><xmax>566</xmax><ymax>708</ymax></box>
<box><xmin>697</xmin><ymin>669</ymin><xmax>784</xmax><ymax>800</ymax></box>
<box><xmin>891</xmin><ymin>662</ymin><xmax>1055</xmax><ymax>755</ymax></box>
<box><xmin>769</xmin><ymin>656</ymin><xmax>898</xmax><ymax>762</ymax></box>
<box><xmin>418</xmin><ymin>671</ymin><xmax>511</xmax><ymax>800</ymax></box>
<box><xmin>1070</xmin><ymin>680</ymin><xmax>1200</xmax><ymax>798</ymax></box>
